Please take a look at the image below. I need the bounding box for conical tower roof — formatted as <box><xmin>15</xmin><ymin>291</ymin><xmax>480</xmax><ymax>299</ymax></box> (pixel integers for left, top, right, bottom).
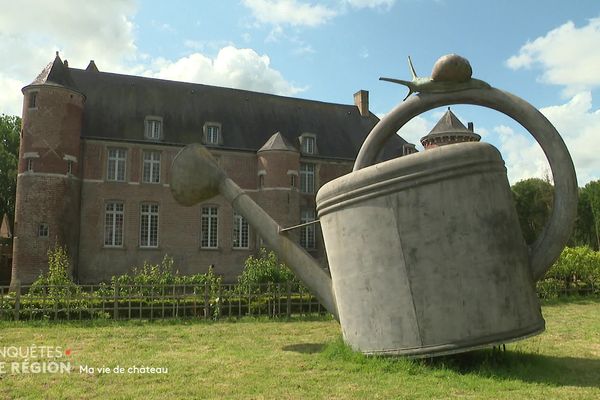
<box><xmin>0</xmin><ymin>214</ymin><xmax>12</xmax><ymax>239</ymax></box>
<box><xmin>420</xmin><ymin>107</ymin><xmax>480</xmax><ymax>148</ymax></box>
<box><xmin>258</xmin><ymin>132</ymin><xmax>298</xmax><ymax>153</ymax></box>
<box><xmin>23</xmin><ymin>52</ymin><xmax>80</xmax><ymax>93</ymax></box>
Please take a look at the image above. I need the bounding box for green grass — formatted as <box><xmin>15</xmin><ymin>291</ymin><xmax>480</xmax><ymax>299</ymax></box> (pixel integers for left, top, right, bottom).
<box><xmin>0</xmin><ymin>297</ymin><xmax>598</xmax><ymax>399</ymax></box>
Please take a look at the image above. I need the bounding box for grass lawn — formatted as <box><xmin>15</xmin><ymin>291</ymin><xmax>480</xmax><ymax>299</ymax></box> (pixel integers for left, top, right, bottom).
<box><xmin>0</xmin><ymin>297</ymin><xmax>598</xmax><ymax>399</ymax></box>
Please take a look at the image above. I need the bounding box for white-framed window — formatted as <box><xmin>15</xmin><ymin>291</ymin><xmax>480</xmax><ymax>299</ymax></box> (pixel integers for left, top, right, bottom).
<box><xmin>291</xmin><ymin>175</ymin><xmax>296</xmax><ymax>188</ymax></box>
<box><xmin>145</xmin><ymin>117</ymin><xmax>162</xmax><ymax>140</ymax></box>
<box><xmin>140</xmin><ymin>203</ymin><xmax>159</xmax><ymax>248</ymax></box>
<box><xmin>28</xmin><ymin>92</ymin><xmax>38</xmax><ymax>109</ymax></box>
<box><xmin>300</xmin><ymin>163</ymin><xmax>315</xmax><ymax>194</ymax></box>
<box><xmin>201</xmin><ymin>206</ymin><xmax>218</xmax><ymax>248</ymax></box>
<box><xmin>67</xmin><ymin>160</ymin><xmax>74</xmax><ymax>174</ymax></box>
<box><xmin>142</xmin><ymin>150</ymin><xmax>161</xmax><ymax>183</ymax></box>
<box><xmin>206</xmin><ymin>125</ymin><xmax>220</xmax><ymax>144</ymax></box>
<box><xmin>301</xmin><ymin>135</ymin><xmax>316</xmax><ymax>154</ymax></box>
<box><xmin>27</xmin><ymin>159</ymin><xmax>34</xmax><ymax>172</ymax></box>
<box><xmin>203</xmin><ymin>122</ymin><xmax>222</xmax><ymax>145</ymax></box>
<box><xmin>232</xmin><ymin>211</ymin><xmax>249</xmax><ymax>249</ymax></box>
<box><xmin>300</xmin><ymin>209</ymin><xmax>316</xmax><ymax>249</ymax></box>
<box><xmin>104</xmin><ymin>202</ymin><xmax>124</xmax><ymax>247</ymax></box>
<box><xmin>38</xmin><ymin>223</ymin><xmax>49</xmax><ymax>238</ymax></box>
<box><xmin>107</xmin><ymin>148</ymin><xmax>127</xmax><ymax>181</ymax></box>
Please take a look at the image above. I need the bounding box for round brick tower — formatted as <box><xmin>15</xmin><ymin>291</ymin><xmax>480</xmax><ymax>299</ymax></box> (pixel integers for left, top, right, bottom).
<box><xmin>11</xmin><ymin>53</ymin><xmax>85</xmax><ymax>287</ymax></box>
<box><xmin>256</xmin><ymin>132</ymin><xmax>301</xmax><ymax>231</ymax></box>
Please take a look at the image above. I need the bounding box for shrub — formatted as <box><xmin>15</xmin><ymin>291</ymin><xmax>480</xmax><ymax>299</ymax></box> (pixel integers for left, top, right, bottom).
<box><xmin>29</xmin><ymin>245</ymin><xmax>82</xmax><ymax>299</ymax></box>
<box><xmin>236</xmin><ymin>248</ymin><xmax>303</xmax><ymax>293</ymax></box>
<box><xmin>541</xmin><ymin>246</ymin><xmax>600</xmax><ymax>295</ymax></box>
<box><xmin>109</xmin><ymin>255</ymin><xmax>222</xmax><ymax>297</ymax></box>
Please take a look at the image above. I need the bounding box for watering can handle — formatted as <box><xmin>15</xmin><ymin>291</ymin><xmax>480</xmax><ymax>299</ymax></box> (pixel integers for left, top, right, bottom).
<box><xmin>353</xmin><ymin>87</ymin><xmax>578</xmax><ymax>281</ymax></box>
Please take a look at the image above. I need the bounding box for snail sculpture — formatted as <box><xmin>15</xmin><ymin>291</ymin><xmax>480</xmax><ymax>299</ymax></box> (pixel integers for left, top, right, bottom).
<box><xmin>381</xmin><ymin>54</ymin><xmax>490</xmax><ymax>100</ymax></box>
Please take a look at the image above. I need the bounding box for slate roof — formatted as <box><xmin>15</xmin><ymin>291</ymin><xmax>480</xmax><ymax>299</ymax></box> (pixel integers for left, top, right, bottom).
<box><xmin>427</xmin><ymin>108</ymin><xmax>471</xmax><ymax>135</ymax></box>
<box><xmin>420</xmin><ymin>107</ymin><xmax>480</xmax><ymax>145</ymax></box>
<box><xmin>258</xmin><ymin>132</ymin><xmax>298</xmax><ymax>153</ymax></box>
<box><xmin>0</xmin><ymin>214</ymin><xmax>11</xmax><ymax>239</ymax></box>
<box><xmin>60</xmin><ymin>66</ymin><xmax>407</xmax><ymax>161</ymax></box>
<box><xmin>26</xmin><ymin>53</ymin><xmax>80</xmax><ymax>94</ymax></box>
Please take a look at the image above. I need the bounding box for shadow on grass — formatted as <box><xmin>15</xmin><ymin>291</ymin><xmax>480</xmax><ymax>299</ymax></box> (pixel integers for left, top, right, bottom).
<box><xmin>282</xmin><ymin>343</ymin><xmax>326</xmax><ymax>354</ymax></box>
<box><xmin>426</xmin><ymin>349</ymin><xmax>600</xmax><ymax>389</ymax></box>
<box><xmin>318</xmin><ymin>338</ymin><xmax>600</xmax><ymax>389</ymax></box>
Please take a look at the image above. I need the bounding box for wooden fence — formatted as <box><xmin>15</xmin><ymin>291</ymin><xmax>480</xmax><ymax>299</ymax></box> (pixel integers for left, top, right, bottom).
<box><xmin>0</xmin><ymin>282</ymin><xmax>325</xmax><ymax>321</ymax></box>
<box><xmin>0</xmin><ymin>280</ymin><xmax>596</xmax><ymax>322</ymax></box>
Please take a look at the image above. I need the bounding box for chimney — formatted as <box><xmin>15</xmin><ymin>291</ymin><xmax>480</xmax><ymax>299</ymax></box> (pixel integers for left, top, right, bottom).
<box><xmin>354</xmin><ymin>90</ymin><xmax>369</xmax><ymax>117</ymax></box>
<box><xmin>468</xmin><ymin>122</ymin><xmax>474</xmax><ymax>132</ymax></box>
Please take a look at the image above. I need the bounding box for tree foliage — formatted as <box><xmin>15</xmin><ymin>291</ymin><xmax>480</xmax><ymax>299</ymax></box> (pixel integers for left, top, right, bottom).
<box><xmin>571</xmin><ymin>180</ymin><xmax>600</xmax><ymax>250</ymax></box>
<box><xmin>0</xmin><ymin>114</ymin><xmax>20</xmax><ymax>224</ymax></box>
<box><xmin>511</xmin><ymin>178</ymin><xmax>554</xmax><ymax>245</ymax></box>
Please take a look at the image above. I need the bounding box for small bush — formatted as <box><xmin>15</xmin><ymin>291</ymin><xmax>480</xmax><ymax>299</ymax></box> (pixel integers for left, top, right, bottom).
<box><xmin>539</xmin><ymin>246</ymin><xmax>600</xmax><ymax>295</ymax></box>
<box><xmin>29</xmin><ymin>245</ymin><xmax>83</xmax><ymax>299</ymax></box>
<box><xmin>236</xmin><ymin>248</ymin><xmax>303</xmax><ymax>293</ymax></box>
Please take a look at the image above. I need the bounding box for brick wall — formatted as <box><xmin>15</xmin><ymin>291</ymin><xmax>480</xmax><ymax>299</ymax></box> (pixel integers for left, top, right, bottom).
<box><xmin>76</xmin><ymin>139</ymin><xmax>351</xmax><ymax>283</ymax></box>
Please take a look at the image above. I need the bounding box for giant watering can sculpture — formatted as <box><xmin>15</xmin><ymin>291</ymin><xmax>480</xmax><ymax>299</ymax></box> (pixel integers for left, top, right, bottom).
<box><xmin>170</xmin><ymin>54</ymin><xmax>578</xmax><ymax>357</ymax></box>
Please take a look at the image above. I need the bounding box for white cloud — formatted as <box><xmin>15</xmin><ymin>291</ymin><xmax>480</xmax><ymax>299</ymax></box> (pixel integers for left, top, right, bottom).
<box><xmin>0</xmin><ymin>0</ymin><xmax>138</xmax><ymax>115</ymax></box>
<box><xmin>395</xmin><ymin>115</ymin><xmax>434</xmax><ymax>150</ymax></box>
<box><xmin>503</xmin><ymin>17</ymin><xmax>600</xmax><ymax>184</ymax></box>
<box><xmin>0</xmin><ymin>75</ymin><xmax>23</xmax><ymax>116</ymax></box>
<box><xmin>507</xmin><ymin>17</ymin><xmax>600</xmax><ymax>95</ymax></box>
<box><xmin>242</xmin><ymin>0</ymin><xmax>395</xmax><ymax>29</ymax></box>
<box><xmin>242</xmin><ymin>0</ymin><xmax>337</xmax><ymax>27</ymax></box>
<box><xmin>494</xmin><ymin>125</ymin><xmax>550</xmax><ymax>184</ymax></box>
<box><xmin>343</xmin><ymin>0</ymin><xmax>395</xmax><ymax>9</ymax></box>
<box><xmin>0</xmin><ymin>1</ymin><xmax>303</xmax><ymax>116</ymax></box>
<box><xmin>540</xmin><ymin>92</ymin><xmax>600</xmax><ymax>185</ymax></box>
<box><xmin>491</xmin><ymin>92</ymin><xmax>600</xmax><ymax>185</ymax></box>
<box><xmin>149</xmin><ymin>46</ymin><xmax>304</xmax><ymax>96</ymax></box>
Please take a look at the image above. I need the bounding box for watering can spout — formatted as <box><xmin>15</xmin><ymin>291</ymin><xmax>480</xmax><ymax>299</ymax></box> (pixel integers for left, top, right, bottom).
<box><xmin>170</xmin><ymin>144</ymin><xmax>338</xmax><ymax>320</ymax></box>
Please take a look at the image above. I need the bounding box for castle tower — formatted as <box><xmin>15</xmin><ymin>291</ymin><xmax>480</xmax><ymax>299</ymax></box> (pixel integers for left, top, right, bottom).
<box><xmin>420</xmin><ymin>107</ymin><xmax>480</xmax><ymax>150</ymax></box>
<box><xmin>256</xmin><ymin>132</ymin><xmax>301</xmax><ymax>232</ymax></box>
<box><xmin>11</xmin><ymin>52</ymin><xmax>85</xmax><ymax>287</ymax></box>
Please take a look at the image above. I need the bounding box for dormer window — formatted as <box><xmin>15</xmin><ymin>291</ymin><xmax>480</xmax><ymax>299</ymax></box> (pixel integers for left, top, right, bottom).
<box><xmin>402</xmin><ymin>143</ymin><xmax>417</xmax><ymax>156</ymax></box>
<box><xmin>300</xmin><ymin>134</ymin><xmax>317</xmax><ymax>155</ymax></box>
<box><xmin>203</xmin><ymin>123</ymin><xmax>221</xmax><ymax>145</ymax></box>
<box><xmin>145</xmin><ymin>116</ymin><xmax>163</xmax><ymax>140</ymax></box>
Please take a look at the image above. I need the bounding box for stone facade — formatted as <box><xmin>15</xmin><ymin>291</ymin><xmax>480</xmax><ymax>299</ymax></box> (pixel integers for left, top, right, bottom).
<box><xmin>10</xmin><ymin>54</ymin><xmax>410</xmax><ymax>285</ymax></box>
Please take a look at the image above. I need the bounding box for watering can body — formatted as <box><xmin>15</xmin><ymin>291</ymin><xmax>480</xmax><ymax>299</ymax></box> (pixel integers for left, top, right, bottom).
<box><xmin>317</xmin><ymin>142</ymin><xmax>543</xmax><ymax>356</ymax></box>
<box><xmin>170</xmin><ymin>85</ymin><xmax>577</xmax><ymax>358</ymax></box>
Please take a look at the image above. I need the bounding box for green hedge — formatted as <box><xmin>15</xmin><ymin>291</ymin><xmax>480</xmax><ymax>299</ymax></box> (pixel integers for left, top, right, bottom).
<box><xmin>536</xmin><ymin>246</ymin><xmax>600</xmax><ymax>299</ymax></box>
<box><xmin>2</xmin><ymin>246</ymin><xmax>598</xmax><ymax>321</ymax></box>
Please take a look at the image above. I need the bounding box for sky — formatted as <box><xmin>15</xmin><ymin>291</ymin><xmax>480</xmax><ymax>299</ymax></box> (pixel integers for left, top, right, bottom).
<box><xmin>0</xmin><ymin>0</ymin><xmax>599</xmax><ymax>185</ymax></box>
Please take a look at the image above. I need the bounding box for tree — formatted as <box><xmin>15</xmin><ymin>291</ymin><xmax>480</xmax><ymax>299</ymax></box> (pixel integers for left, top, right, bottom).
<box><xmin>511</xmin><ymin>178</ymin><xmax>554</xmax><ymax>245</ymax></box>
<box><xmin>571</xmin><ymin>180</ymin><xmax>600</xmax><ymax>250</ymax></box>
<box><xmin>0</xmin><ymin>114</ymin><xmax>20</xmax><ymax>226</ymax></box>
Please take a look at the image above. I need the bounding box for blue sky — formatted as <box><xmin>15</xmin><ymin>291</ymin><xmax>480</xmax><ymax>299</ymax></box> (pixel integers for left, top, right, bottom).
<box><xmin>1</xmin><ymin>0</ymin><xmax>599</xmax><ymax>184</ymax></box>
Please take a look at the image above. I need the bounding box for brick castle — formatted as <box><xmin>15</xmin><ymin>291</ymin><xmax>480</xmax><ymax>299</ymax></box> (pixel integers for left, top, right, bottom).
<box><xmin>8</xmin><ymin>53</ymin><xmax>415</xmax><ymax>286</ymax></box>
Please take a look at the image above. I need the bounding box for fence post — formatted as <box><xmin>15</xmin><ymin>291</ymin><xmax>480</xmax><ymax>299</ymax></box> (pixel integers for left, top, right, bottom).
<box><xmin>14</xmin><ymin>281</ymin><xmax>21</xmax><ymax>321</ymax></box>
<box><xmin>286</xmin><ymin>281</ymin><xmax>291</xmax><ymax>319</ymax></box>
<box><xmin>217</xmin><ymin>284</ymin><xmax>222</xmax><ymax>319</ymax></box>
<box><xmin>113</xmin><ymin>282</ymin><xmax>119</xmax><ymax>320</ymax></box>
<box><xmin>204</xmin><ymin>282</ymin><xmax>209</xmax><ymax>320</ymax></box>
